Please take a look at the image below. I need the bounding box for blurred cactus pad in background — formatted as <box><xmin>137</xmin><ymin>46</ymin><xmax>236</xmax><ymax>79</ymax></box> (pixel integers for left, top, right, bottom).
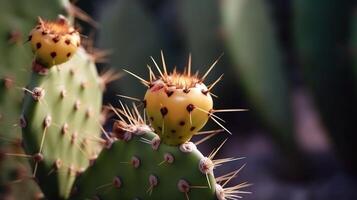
<box><xmin>1</xmin><ymin>0</ymin><xmax>357</xmax><ymax>200</ymax></box>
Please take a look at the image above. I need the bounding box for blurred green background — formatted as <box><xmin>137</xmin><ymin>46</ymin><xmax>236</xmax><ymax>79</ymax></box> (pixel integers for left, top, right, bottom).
<box><xmin>1</xmin><ymin>0</ymin><xmax>357</xmax><ymax>199</ymax></box>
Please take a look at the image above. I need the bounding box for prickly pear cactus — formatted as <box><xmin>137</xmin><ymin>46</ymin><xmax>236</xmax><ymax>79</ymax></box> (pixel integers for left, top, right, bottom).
<box><xmin>0</xmin><ymin>0</ymin><xmax>68</xmax><ymax>199</ymax></box>
<box><xmin>72</xmin><ymin>56</ymin><xmax>250</xmax><ymax>199</ymax></box>
<box><xmin>72</xmin><ymin>110</ymin><xmax>249</xmax><ymax>200</ymax></box>
<box><xmin>21</xmin><ymin>17</ymin><xmax>103</xmax><ymax>199</ymax></box>
<box><xmin>72</xmin><ymin>124</ymin><xmax>216</xmax><ymax>199</ymax></box>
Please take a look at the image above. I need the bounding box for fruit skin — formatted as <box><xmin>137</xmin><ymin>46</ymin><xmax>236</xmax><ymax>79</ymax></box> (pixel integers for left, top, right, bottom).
<box><xmin>145</xmin><ymin>79</ymin><xmax>213</xmax><ymax>146</ymax></box>
<box><xmin>21</xmin><ymin>47</ymin><xmax>103</xmax><ymax>199</ymax></box>
<box><xmin>71</xmin><ymin>125</ymin><xmax>217</xmax><ymax>200</ymax></box>
<box><xmin>29</xmin><ymin>16</ymin><xmax>81</xmax><ymax>67</ymax></box>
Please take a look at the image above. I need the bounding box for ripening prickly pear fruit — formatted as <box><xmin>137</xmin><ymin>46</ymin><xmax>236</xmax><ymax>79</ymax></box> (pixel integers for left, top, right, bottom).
<box><xmin>145</xmin><ymin>73</ymin><xmax>213</xmax><ymax>145</ymax></box>
<box><xmin>28</xmin><ymin>15</ymin><xmax>80</xmax><ymax>67</ymax></box>
<box><xmin>126</xmin><ymin>53</ymin><xmax>244</xmax><ymax>146</ymax></box>
<box><xmin>134</xmin><ymin>53</ymin><xmax>225</xmax><ymax>146</ymax></box>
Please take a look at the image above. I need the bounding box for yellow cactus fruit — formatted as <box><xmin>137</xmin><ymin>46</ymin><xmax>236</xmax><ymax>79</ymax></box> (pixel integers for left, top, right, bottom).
<box><xmin>125</xmin><ymin>53</ymin><xmax>246</xmax><ymax>146</ymax></box>
<box><xmin>144</xmin><ymin>73</ymin><xmax>213</xmax><ymax>145</ymax></box>
<box><xmin>28</xmin><ymin>16</ymin><xmax>80</xmax><ymax>67</ymax></box>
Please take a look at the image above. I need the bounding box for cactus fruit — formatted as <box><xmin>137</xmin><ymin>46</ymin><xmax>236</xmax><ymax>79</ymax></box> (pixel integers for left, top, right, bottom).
<box><xmin>132</xmin><ymin>53</ymin><xmax>240</xmax><ymax>146</ymax></box>
<box><xmin>20</xmin><ymin>16</ymin><xmax>103</xmax><ymax>199</ymax></box>
<box><xmin>143</xmin><ymin>56</ymin><xmax>213</xmax><ymax>145</ymax></box>
<box><xmin>145</xmin><ymin>76</ymin><xmax>212</xmax><ymax>146</ymax></box>
<box><xmin>29</xmin><ymin>16</ymin><xmax>81</xmax><ymax>68</ymax></box>
<box><xmin>72</xmin><ymin>105</ymin><xmax>250</xmax><ymax>200</ymax></box>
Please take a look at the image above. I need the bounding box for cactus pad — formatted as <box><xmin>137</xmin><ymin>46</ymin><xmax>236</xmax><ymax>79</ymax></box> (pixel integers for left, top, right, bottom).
<box><xmin>72</xmin><ymin>111</ymin><xmax>249</xmax><ymax>200</ymax></box>
<box><xmin>0</xmin><ymin>0</ymin><xmax>69</xmax><ymax>198</ymax></box>
<box><xmin>21</xmin><ymin>46</ymin><xmax>103</xmax><ymax>199</ymax></box>
<box><xmin>72</xmin><ymin>127</ymin><xmax>216</xmax><ymax>199</ymax></box>
<box><xmin>72</xmin><ymin>119</ymin><xmax>248</xmax><ymax>200</ymax></box>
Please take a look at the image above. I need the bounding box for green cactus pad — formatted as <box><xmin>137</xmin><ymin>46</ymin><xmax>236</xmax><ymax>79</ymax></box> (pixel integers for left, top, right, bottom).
<box><xmin>294</xmin><ymin>0</ymin><xmax>357</xmax><ymax>169</ymax></box>
<box><xmin>71</xmin><ymin>127</ymin><xmax>218</xmax><ymax>200</ymax></box>
<box><xmin>0</xmin><ymin>0</ymin><xmax>68</xmax><ymax>198</ymax></box>
<box><xmin>221</xmin><ymin>0</ymin><xmax>296</xmax><ymax>148</ymax></box>
<box><xmin>21</xmin><ymin>48</ymin><xmax>103</xmax><ymax>199</ymax></box>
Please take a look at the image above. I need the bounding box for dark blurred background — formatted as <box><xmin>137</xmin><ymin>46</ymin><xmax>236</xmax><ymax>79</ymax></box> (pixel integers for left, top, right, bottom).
<box><xmin>44</xmin><ymin>0</ymin><xmax>357</xmax><ymax>199</ymax></box>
